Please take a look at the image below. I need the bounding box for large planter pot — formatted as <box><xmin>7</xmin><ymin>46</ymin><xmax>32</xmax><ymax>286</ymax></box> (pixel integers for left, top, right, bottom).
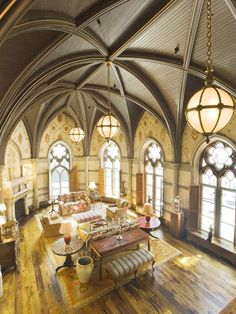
<box><xmin>76</xmin><ymin>256</ymin><xmax>94</xmax><ymax>284</ymax></box>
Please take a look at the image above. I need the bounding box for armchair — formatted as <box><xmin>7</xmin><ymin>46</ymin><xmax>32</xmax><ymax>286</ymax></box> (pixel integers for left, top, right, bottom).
<box><xmin>106</xmin><ymin>198</ymin><xmax>129</xmax><ymax>222</ymax></box>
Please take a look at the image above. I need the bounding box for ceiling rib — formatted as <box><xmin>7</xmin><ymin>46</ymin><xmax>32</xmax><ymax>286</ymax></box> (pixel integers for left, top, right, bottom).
<box><xmin>118</xmin><ymin>51</ymin><xmax>236</xmax><ymax>97</ymax></box>
<box><xmin>0</xmin><ymin>0</ymin><xmax>35</xmax><ymax>45</ymax></box>
<box><xmin>114</xmin><ymin>60</ymin><xmax>177</xmax><ymax>159</ymax></box>
<box><xmin>109</xmin><ymin>0</ymin><xmax>176</xmax><ymax>60</ymax></box>
<box><xmin>76</xmin><ymin>0</ymin><xmax>130</xmax><ymax>30</ymax></box>
<box><xmin>76</xmin><ymin>63</ymin><xmax>106</xmax><ymax>89</ymax></box>
<box><xmin>224</xmin><ymin>0</ymin><xmax>236</xmax><ymax>20</ymax></box>
<box><xmin>82</xmin><ymin>85</ymin><xmax>167</xmax><ymax>128</ymax></box>
<box><xmin>176</xmin><ymin>0</ymin><xmax>204</xmax><ymax>160</ymax></box>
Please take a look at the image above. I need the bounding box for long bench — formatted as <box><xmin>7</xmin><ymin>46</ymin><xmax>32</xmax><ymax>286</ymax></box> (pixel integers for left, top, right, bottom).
<box><xmin>105</xmin><ymin>248</ymin><xmax>155</xmax><ymax>285</ymax></box>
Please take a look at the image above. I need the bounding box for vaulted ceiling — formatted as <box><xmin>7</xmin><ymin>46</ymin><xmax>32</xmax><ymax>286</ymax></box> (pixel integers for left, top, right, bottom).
<box><xmin>0</xmin><ymin>0</ymin><xmax>235</xmax><ymax>162</ymax></box>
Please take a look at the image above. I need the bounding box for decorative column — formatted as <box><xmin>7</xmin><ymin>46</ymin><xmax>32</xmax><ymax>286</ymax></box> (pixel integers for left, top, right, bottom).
<box><xmin>0</xmin><ymin>164</ymin><xmax>5</xmax><ymax>202</ymax></box>
<box><xmin>85</xmin><ymin>156</ymin><xmax>89</xmax><ymax>193</ymax></box>
<box><xmin>127</xmin><ymin>158</ymin><xmax>133</xmax><ymax>206</ymax></box>
<box><xmin>31</xmin><ymin>159</ymin><xmax>39</xmax><ymax>208</ymax></box>
<box><xmin>172</xmin><ymin>163</ymin><xmax>180</xmax><ymax>202</ymax></box>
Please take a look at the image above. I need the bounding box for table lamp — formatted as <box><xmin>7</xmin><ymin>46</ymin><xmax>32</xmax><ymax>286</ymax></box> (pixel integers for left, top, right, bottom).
<box><xmin>143</xmin><ymin>203</ymin><xmax>153</xmax><ymax>223</ymax></box>
<box><xmin>88</xmin><ymin>181</ymin><xmax>96</xmax><ymax>191</ymax></box>
<box><xmin>59</xmin><ymin>221</ymin><xmax>74</xmax><ymax>245</ymax></box>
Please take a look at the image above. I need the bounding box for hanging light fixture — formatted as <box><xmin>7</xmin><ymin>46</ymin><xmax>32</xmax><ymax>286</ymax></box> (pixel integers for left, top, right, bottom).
<box><xmin>69</xmin><ymin>126</ymin><xmax>84</xmax><ymax>143</ymax></box>
<box><xmin>97</xmin><ymin>61</ymin><xmax>120</xmax><ymax>141</ymax></box>
<box><xmin>185</xmin><ymin>0</ymin><xmax>235</xmax><ymax>143</ymax></box>
<box><xmin>69</xmin><ymin>91</ymin><xmax>85</xmax><ymax>143</ymax></box>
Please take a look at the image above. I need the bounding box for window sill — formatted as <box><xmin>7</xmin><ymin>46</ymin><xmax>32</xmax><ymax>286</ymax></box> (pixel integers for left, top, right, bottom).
<box><xmin>188</xmin><ymin>230</ymin><xmax>236</xmax><ymax>266</ymax></box>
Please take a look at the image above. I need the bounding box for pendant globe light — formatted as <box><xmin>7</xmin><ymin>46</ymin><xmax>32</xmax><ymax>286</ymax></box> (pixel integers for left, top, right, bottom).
<box><xmin>97</xmin><ymin>61</ymin><xmax>120</xmax><ymax>141</ymax></box>
<box><xmin>185</xmin><ymin>0</ymin><xmax>235</xmax><ymax>143</ymax></box>
<box><xmin>69</xmin><ymin>126</ymin><xmax>84</xmax><ymax>143</ymax></box>
<box><xmin>69</xmin><ymin>91</ymin><xmax>85</xmax><ymax>143</ymax></box>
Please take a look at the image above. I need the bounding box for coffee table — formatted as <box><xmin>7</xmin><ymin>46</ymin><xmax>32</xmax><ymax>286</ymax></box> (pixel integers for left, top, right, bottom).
<box><xmin>137</xmin><ymin>216</ymin><xmax>161</xmax><ymax>250</ymax></box>
<box><xmin>91</xmin><ymin>228</ymin><xmax>149</xmax><ymax>279</ymax></box>
<box><xmin>52</xmin><ymin>238</ymin><xmax>84</xmax><ymax>272</ymax></box>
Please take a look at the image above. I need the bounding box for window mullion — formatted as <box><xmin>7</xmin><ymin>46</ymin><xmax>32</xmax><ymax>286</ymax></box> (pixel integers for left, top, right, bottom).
<box><xmin>214</xmin><ymin>176</ymin><xmax>221</xmax><ymax>237</ymax></box>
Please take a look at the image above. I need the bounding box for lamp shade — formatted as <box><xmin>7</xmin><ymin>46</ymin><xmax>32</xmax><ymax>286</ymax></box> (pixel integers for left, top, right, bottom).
<box><xmin>69</xmin><ymin>126</ymin><xmax>84</xmax><ymax>143</ymax></box>
<box><xmin>0</xmin><ymin>216</ymin><xmax>6</xmax><ymax>226</ymax></box>
<box><xmin>59</xmin><ymin>221</ymin><xmax>74</xmax><ymax>235</ymax></box>
<box><xmin>97</xmin><ymin>114</ymin><xmax>120</xmax><ymax>140</ymax></box>
<box><xmin>0</xmin><ymin>203</ymin><xmax>6</xmax><ymax>212</ymax></box>
<box><xmin>143</xmin><ymin>203</ymin><xmax>153</xmax><ymax>216</ymax></box>
<box><xmin>88</xmin><ymin>182</ymin><xmax>96</xmax><ymax>190</ymax></box>
<box><xmin>186</xmin><ymin>86</ymin><xmax>235</xmax><ymax>137</ymax></box>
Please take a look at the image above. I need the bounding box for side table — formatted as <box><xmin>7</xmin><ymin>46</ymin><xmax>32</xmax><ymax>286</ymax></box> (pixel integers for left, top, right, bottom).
<box><xmin>52</xmin><ymin>238</ymin><xmax>84</xmax><ymax>272</ymax></box>
<box><xmin>136</xmin><ymin>216</ymin><xmax>161</xmax><ymax>250</ymax></box>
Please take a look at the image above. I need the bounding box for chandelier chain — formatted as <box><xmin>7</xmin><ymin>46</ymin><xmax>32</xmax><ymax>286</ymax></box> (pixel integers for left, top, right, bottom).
<box><xmin>206</xmin><ymin>0</ymin><xmax>212</xmax><ymax>70</ymax></box>
<box><xmin>107</xmin><ymin>61</ymin><xmax>111</xmax><ymax>113</ymax></box>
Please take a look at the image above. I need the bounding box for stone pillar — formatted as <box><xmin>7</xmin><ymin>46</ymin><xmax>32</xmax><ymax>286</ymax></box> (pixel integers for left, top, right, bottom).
<box><xmin>31</xmin><ymin>159</ymin><xmax>39</xmax><ymax>208</ymax></box>
<box><xmin>0</xmin><ymin>164</ymin><xmax>5</xmax><ymax>202</ymax></box>
<box><xmin>172</xmin><ymin>162</ymin><xmax>180</xmax><ymax>204</ymax></box>
<box><xmin>85</xmin><ymin>156</ymin><xmax>89</xmax><ymax>193</ymax></box>
<box><xmin>127</xmin><ymin>158</ymin><xmax>133</xmax><ymax>206</ymax></box>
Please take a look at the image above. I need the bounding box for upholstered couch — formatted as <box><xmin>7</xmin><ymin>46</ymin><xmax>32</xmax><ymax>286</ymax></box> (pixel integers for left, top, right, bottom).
<box><xmin>106</xmin><ymin>198</ymin><xmax>129</xmax><ymax>222</ymax></box>
<box><xmin>78</xmin><ymin>220</ymin><xmax>140</xmax><ymax>243</ymax></box>
<box><xmin>58</xmin><ymin>191</ymin><xmax>91</xmax><ymax>216</ymax></box>
<box><xmin>40</xmin><ymin>213</ymin><xmax>63</xmax><ymax>237</ymax></box>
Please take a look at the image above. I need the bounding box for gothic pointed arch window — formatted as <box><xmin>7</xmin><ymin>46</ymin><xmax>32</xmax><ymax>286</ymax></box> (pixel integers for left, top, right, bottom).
<box><xmin>144</xmin><ymin>142</ymin><xmax>163</xmax><ymax>217</ymax></box>
<box><xmin>49</xmin><ymin>142</ymin><xmax>71</xmax><ymax>198</ymax></box>
<box><xmin>102</xmin><ymin>141</ymin><xmax>120</xmax><ymax>198</ymax></box>
<box><xmin>200</xmin><ymin>141</ymin><xmax>236</xmax><ymax>244</ymax></box>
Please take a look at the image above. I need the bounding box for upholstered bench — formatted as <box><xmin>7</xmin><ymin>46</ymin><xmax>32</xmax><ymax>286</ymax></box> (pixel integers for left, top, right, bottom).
<box><xmin>106</xmin><ymin>248</ymin><xmax>155</xmax><ymax>285</ymax></box>
<box><xmin>72</xmin><ymin>211</ymin><xmax>102</xmax><ymax>224</ymax></box>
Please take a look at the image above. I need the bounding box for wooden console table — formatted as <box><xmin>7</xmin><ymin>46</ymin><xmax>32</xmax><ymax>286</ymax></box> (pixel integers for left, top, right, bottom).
<box><xmin>91</xmin><ymin>228</ymin><xmax>149</xmax><ymax>279</ymax></box>
<box><xmin>0</xmin><ymin>237</ymin><xmax>17</xmax><ymax>271</ymax></box>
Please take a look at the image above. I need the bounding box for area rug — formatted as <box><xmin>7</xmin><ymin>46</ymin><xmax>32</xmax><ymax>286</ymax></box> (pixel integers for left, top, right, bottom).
<box><xmin>57</xmin><ymin>238</ymin><xmax>181</xmax><ymax>310</ymax></box>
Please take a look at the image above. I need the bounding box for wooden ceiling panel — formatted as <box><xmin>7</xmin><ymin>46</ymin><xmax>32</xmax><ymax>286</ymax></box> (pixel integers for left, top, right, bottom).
<box><xmin>134</xmin><ymin>61</ymin><xmax>183</xmax><ymax>120</ymax></box>
<box><xmin>60</xmin><ymin>64</ymin><xmax>93</xmax><ymax>84</ymax></box>
<box><xmin>36</xmin><ymin>35</ymin><xmax>98</xmax><ymax>71</ymax></box>
<box><xmin>87</xmin><ymin>0</ymin><xmax>152</xmax><ymax>48</ymax></box>
<box><xmin>25</xmin><ymin>0</ymin><xmax>98</xmax><ymax>20</ymax></box>
<box><xmin>191</xmin><ymin>0</ymin><xmax>236</xmax><ymax>88</ymax></box>
<box><xmin>0</xmin><ymin>30</ymin><xmax>59</xmax><ymax>98</ymax></box>
<box><xmin>118</xmin><ymin>66</ymin><xmax>163</xmax><ymax>118</ymax></box>
<box><xmin>129</xmin><ymin>0</ymin><xmax>193</xmax><ymax>58</ymax></box>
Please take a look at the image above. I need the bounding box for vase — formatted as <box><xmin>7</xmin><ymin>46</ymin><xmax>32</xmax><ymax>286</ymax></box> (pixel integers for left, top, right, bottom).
<box><xmin>76</xmin><ymin>256</ymin><xmax>94</xmax><ymax>284</ymax></box>
<box><xmin>145</xmin><ymin>215</ymin><xmax>151</xmax><ymax>223</ymax></box>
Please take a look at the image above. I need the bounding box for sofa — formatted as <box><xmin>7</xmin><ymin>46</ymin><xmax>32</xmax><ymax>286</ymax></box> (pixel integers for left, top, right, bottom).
<box><xmin>78</xmin><ymin>220</ymin><xmax>140</xmax><ymax>243</ymax></box>
<box><xmin>106</xmin><ymin>198</ymin><xmax>129</xmax><ymax>222</ymax></box>
<box><xmin>40</xmin><ymin>213</ymin><xmax>63</xmax><ymax>237</ymax></box>
<box><xmin>58</xmin><ymin>191</ymin><xmax>91</xmax><ymax>216</ymax></box>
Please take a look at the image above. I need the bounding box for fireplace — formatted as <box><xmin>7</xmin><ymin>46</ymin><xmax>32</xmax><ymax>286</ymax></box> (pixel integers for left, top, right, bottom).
<box><xmin>15</xmin><ymin>198</ymin><xmax>26</xmax><ymax>222</ymax></box>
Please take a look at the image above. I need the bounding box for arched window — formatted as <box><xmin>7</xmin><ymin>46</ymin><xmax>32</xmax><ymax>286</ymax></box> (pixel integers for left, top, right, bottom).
<box><xmin>102</xmin><ymin>142</ymin><xmax>120</xmax><ymax>198</ymax></box>
<box><xmin>144</xmin><ymin>142</ymin><xmax>163</xmax><ymax>217</ymax></box>
<box><xmin>49</xmin><ymin>142</ymin><xmax>71</xmax><ymax>198</ymax></box>
<box><xmin>200</xmin><ymin>141</ymin><xmax>236</xmax><ymax>244</ymax></box>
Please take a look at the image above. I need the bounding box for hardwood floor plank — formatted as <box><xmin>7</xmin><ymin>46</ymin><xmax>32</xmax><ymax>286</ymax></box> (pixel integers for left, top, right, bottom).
<box><xmin>0</xmin><ymin>216</ymin><xmax>236</xmax><ymax>314</ymax></box>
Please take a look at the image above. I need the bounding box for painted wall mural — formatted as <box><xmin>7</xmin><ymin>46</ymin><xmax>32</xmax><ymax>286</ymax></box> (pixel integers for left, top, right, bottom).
<box><xmin>39</xmin><ymin>113</ymin><xmax>83</xmax><ymax>157</ymax></box>
<box><xmin>134</xmin><ymin>112</ymin><xmax>174</xmax><ymax>161</ymax></box>
<box><xmin>8</xmin><ymin>120</ymin><xmax>31</xmax><ymax>159</ymax></box>
<box><xmin>182</xmin><ymin>112</ymin><xmax>236</xmax><ymax>163</ymax></box>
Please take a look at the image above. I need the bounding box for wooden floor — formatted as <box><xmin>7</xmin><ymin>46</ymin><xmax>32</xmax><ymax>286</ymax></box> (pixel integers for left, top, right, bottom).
<box><xmin>0</xmin><ymin>214</ymin><xmax>236</xmax><ymax>314</ymax></box>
